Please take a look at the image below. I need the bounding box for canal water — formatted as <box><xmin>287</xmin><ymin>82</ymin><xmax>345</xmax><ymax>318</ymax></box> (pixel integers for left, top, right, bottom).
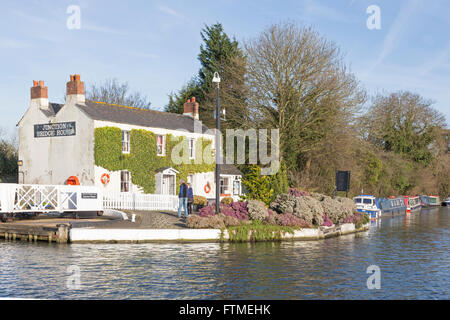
<box><xmin>0</xmin><ymin>207</ymin><xmax>449</xmax><ymax>299</ymax></box>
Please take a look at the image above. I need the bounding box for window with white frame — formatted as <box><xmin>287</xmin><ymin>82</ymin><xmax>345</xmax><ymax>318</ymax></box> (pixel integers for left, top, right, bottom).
<box><xmin>122</xmin><ymin>130</ymin><xmax>130</xmax><ymax>153</ymax></box>
<box><xmin>220</xmin><ymin>177</ymin><xmax>229</xmax><ymax>194</ymax></box>
<box><xmin>188</xmin><ymin>138</ymin><xmax>195</xmax><ymax>159</ymax></box>
<box><xmin>233</xmin><ymin>179</ymin><xmax>241</xmax><ymax>195</ymax></box>
<box><xmin>187</xmin><ymin>174</ymin><xmax>194</xmax><ymax>184</ymax></box>
<box><xmin>120</xmin><ymin>170</ymin><xmax>131</xmax><ymax>192</ymax></box>
<box><xmin>157</xmin><ymin>135</ymin><xmax>165</xmax><ymax>156</ymax></box>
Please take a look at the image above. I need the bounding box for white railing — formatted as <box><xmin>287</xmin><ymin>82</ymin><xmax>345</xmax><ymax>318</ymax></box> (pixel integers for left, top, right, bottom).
<box><xmin>103</xmin><ymin>192</ymin><xmax>179</xmax><ymax>212</ymax></box>
<box><xmin>0</xmin><ymin>184</ymin><xmax>102</xmax><ymax>213</ymax></box>
<box><xmin>0</xmin><ymin>184</ymin><xmax>178</xmax><ymax>213</ymax></box>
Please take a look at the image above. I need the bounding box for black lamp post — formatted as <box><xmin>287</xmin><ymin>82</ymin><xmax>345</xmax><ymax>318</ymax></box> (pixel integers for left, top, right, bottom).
<box><xmin>212</xmin><ymin>72</ymin><xmax>221</xmax><ymax>214</ymax></box>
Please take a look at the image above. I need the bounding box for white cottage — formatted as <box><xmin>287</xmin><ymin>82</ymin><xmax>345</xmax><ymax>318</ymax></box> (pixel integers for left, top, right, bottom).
<box><xmin>17</xmin><ymin>74</ymin><xmax>243</xmax><ymax>202</ymax></box>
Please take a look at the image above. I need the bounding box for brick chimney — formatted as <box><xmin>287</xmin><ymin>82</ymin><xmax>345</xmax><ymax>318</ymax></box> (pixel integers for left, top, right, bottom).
<box><xmin>183</xmin><ymin>97</ymin><xmax>199</xmax><ymax>120</ymax></box>
<box><xmin>66</xmin><ymin>74</ymin><xmax>85</xmax><ymax>104</ymax></box>
<box><xmin>30</xmin><ymin>80</ymin><xmax>49</xmax><ymax>109</ymax></box>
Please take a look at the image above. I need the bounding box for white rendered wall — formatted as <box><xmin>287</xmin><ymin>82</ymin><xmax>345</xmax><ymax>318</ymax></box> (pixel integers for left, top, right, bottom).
<box><xmin>18</xmin><ymin>101</ymin><xmax>95</xmax><ymax>185</ymax></box>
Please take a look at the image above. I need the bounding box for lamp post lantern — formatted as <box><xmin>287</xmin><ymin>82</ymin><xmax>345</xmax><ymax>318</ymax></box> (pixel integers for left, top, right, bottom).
<box><xmin>212</xmin><ymin>72</ymin><xmax>221</xmax><ymax>214</ymax></box>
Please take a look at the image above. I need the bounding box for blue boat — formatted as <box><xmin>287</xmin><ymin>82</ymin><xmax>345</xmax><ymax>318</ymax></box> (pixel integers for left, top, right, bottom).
<box><xmin>353</xmin><ymin>195</ymin><xmax>408</xmax><ymax>219</ymax></box>
<box><xmin>378</xmin><ymin>197</ymin><xmax>407</xmax><ymax>217</ymax></box>
<box><xmin>353</xmin><ymin>195</ymin><xmax>381</xmax><ymax>220</ymax></box>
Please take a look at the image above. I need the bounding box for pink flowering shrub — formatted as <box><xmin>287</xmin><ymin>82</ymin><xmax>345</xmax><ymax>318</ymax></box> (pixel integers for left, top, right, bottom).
<box><xmin>198</xmin><ymin>205</ymin><xmax>215</xmax><ymax>217</ymax></box>
<box><xmin>198</xmin><ymin>202</ymin><xmax>249</xmax><ymax>220</ymax></box>
<box><xmin>275</xmin><ymin>213</ymin><xmax>312</xmax><ymax>228</ymax></box>
<box><xmin>288</xmin><ymin>188</ymin><xmax>310</xmax><ymax>197</ymax></box>
<box><xmin>343</xmin><ymin>212</ymin><xmax>367</xmax><ymax>224</ymax></box>
<box><xmin>321</xmin><ymin>213</ymin><xmax>333</xmax><ymax>227</ymax></box>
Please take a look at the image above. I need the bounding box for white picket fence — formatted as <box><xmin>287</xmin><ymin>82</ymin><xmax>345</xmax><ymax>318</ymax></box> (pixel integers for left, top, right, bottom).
<box><xmin>103</xmin><ymin>192</ymin><xmax>179</xmax><ymax>212</ymax></box>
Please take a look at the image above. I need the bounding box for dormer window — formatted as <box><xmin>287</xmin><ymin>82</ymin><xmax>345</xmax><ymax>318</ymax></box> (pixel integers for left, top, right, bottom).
<box><xmin>122</xmin><ymin>130</ymin><xmax>130</xmax><ymax>154</ymax></box>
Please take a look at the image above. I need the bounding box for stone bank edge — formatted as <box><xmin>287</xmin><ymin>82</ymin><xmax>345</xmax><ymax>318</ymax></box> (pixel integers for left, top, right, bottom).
<box><xmin>69</xmin><ymin>223</ymin><xmax>369</xmax><ymax>243</ymax></box>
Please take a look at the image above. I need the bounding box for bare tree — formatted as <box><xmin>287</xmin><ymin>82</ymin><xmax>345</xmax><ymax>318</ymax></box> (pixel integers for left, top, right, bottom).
<box><xmin>86</xmin><ymin>78</ymin><xmax>152</xmax><ymax>109</ymax></box>
<box><xmin>244</xmin><ymin>22</ymin><xmax>366</xmax><ymax>174</ymax></box>
<box><xmin>0</xmin><ymin>127</ymin><xmax>18</xmax><ymax>182</ymax></box>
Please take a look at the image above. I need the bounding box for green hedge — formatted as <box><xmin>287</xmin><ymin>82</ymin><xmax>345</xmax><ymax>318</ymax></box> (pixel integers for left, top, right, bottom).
<box><xmin>94</xmin><ymin>127</ymin><xmax>215</xmax><ymax>193</ymax></box>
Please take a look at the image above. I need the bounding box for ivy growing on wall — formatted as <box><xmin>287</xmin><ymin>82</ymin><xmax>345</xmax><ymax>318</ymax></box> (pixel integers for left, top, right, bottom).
<box><xmin>94</xmin><ymin>127</ymin><xmax>215</xmax><ymax>193</ymax></box>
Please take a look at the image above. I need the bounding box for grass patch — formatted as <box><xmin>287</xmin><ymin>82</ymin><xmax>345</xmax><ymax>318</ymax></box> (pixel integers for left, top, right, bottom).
<box><xmin>226</xmin><ymin>220</ymin><xmax>294</xmax><ymax>242</ymax></box>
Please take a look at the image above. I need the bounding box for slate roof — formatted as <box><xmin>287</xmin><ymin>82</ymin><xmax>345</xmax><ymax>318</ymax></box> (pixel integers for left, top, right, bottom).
<box><xmin>76</xmin><ymin>100</ymin><xmax>212</xmax><ymax>134</ymax></box>
<box><xmin>154</xmin><ymin>167</ymin><xmax>179</xmax><ymax>173</ymax></box>
<box><xmin>220</xmin><ymin>164</ymin><xmax>243</xmax><ymax>176</ymax></box>
<box><xmin>40</xmin><ymin>103</ymin><xmax>63</xmax><ymax>117</ymax></box>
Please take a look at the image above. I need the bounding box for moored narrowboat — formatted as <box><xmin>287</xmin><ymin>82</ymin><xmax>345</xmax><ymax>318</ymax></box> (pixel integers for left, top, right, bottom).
<box><xmin>428</xmin><ymin>195</ymin><xmax>440</xmax><ymax>207</ymax></box>
<box><xmin>378</xmin><ymin>197</ymin><xmax>407</xmax><ymax>217</ymax></box>
<box><xmin>353</xmin><ymin>195</ymin><xmax>381</xmax><ymax>220</ymax></box>
<box><xmin>403</xmin><ymin>196</ymin><xmax>421</xmax><ymax>213</ymax></box>
<box><xmin>419</xmin><ymin>195</ymin><xmax>429</xmax><ymax>207</ymax></box>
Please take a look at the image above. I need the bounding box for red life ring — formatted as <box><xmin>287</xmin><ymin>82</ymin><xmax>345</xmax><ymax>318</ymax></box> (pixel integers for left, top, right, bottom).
<box><xmin>101</xmin><ymin>173</ymin><xmax>110</xmax><ymax>185</ymax></box>
<box><xmin>66</xmin><ymin>176</ymin><xmax>80</xmax><ymax>185</ymax></box>
<box><xmin>204</xmin><ymin>182</ymin><xmax>211</xmax><ymax>194</ymax></box>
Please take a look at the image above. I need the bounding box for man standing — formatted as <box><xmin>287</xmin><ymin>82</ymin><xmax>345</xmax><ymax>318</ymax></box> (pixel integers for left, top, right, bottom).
<box><xmin>178</xmin><ymin>179</ymin><xmax>188</xmax><ymax>219</ymax></box>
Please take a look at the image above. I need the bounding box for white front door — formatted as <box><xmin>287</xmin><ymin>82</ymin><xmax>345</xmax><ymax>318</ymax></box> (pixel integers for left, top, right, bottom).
<box><xmin>162</xmin><ymin>175</ymin><xmax>170</xmax><ymax>195</ymax></box>
<box><xmin>162</xmin><ymin>174</ymin><xmax>175</xmax><ymax>195</ymax></box>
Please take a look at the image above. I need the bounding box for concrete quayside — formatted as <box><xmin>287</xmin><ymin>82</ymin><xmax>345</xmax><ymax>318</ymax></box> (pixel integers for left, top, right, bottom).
<box><xmin>0</xmin><ymin>211</ymin><xmax>369</xmax><ymax>243</ymax></box>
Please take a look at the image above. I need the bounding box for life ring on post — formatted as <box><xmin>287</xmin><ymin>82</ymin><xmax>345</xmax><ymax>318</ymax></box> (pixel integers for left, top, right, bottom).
<box><xmin>204</xmin><ymin>182</ymin><xmax>211</xmax><ymax>194</ymax></box>
<box><xmin>101</xmin><ymin>173</ymin><xmax>110</xmax><ymax>185</ymax></box>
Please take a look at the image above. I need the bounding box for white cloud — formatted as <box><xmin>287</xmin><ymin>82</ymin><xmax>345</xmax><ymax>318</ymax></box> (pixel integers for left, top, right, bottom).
<box><xmin>0</xmin><ymin>38</ymin><xmax>31</xmax><ymax>49</ymax></box>
<box><xmin>157</xmin><ymin>5</ymin><xmax>189</xmax><ymax>22</ymax></box>
<box><xmin>12</xmin><ymin>9</ymin><xmax>48</xmax><ymax>24</ymax></box>
<box><xmin>82</xmin><ymin>24</ymin><xmax>127</xmax><ymax>35</ymax></box>
<box><xmin>418</xmin><ymin>45</ymin><xmax>450</xmax><ymax>76</ymax></box>
<box><xmin>125</xmin><ymin>50</ymin><xmax>159</xmax><ymax>59</ymax></box>
<box><xmin>303</xmin><ymin>0</ymin><xmax>356</xmax><ymax>24</ymax></box>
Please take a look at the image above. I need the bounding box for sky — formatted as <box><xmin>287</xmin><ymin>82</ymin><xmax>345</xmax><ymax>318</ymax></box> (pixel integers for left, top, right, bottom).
<box><xmin>0</xmin><ymin>0</ymin><xmax>449</xmax><ymax>137</ymax></box>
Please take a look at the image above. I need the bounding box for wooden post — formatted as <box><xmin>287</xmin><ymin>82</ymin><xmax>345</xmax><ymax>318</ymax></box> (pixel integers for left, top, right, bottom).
<box><xmin>56</xmin><ymin>224</ymin><xmax>69</xmax><ymax>243</ymax></box>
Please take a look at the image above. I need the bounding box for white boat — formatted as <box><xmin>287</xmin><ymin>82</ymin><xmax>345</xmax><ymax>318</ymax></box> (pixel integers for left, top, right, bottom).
<box><xmin>444</xmin><ymin>196</ymin><xmax>450</xmax><ymax>206</ymax></box>
<box><xmin>353</xmin><ymin>195</ymin><xmax>381</xmax><ymax>220</ymax></box>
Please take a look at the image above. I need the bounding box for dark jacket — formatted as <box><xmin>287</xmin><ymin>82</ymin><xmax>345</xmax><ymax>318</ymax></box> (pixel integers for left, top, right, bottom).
<box><xmin>179</xmin><ymin>183</ymin><xmax>187</xmax><ymax>198</ymax></box>
<box><xmin>187</xmin><ymin>187</ymin><xmax>194</xmax><ymax>200</ymax></box>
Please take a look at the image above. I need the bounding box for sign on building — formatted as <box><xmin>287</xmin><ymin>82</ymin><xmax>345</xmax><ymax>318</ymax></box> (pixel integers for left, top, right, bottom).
<box><xmin>34</xmin><ymin>122</ymin><xmax>76</xmax><ymax>138</ymax></box>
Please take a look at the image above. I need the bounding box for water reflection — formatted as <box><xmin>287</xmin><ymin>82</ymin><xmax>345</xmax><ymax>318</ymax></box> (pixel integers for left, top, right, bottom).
<box><xmin>0</xmin><ymin>208</ymin><xmax>448</xmax><ymax>299</ymax></box>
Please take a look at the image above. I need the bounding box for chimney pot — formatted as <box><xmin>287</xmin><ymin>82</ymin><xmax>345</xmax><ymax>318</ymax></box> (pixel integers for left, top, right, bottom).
<box><xmin>31</xmin><ymin>79</ymin><xmax>48</xmax><ymax>101</ymax></box>
<box><xmin>66</xmin><ymin>74</ymin><xmax>85</xmax><ymax>103</ymax></box>
<box><xmin>183</xmin><ymin>97</ymin><xmax>199</xmax><ymax>120</ymax></box>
